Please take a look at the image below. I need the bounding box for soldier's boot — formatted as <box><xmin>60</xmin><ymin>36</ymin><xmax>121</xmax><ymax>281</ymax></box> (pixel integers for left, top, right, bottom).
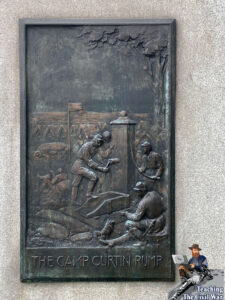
<box><xmin>71</xmin><ymin>187</ymin><xmax>79</xmax><ymax>206</ymax></box>
<box><xmin>129</xmin><ymin>227</ymin><xmax>143</xmax><ymax>240</ymax></box>
<box><xmin>204</xmin><ymin>268</ymin><xmax>213</xmax><ymax>280</ymax></box>
<box><xmin>99</xmin><ymin>232</ymin><xmax>131</xmax><ymax>247</ymax></box>
<box><xmin>179</xmin><ymin>268</ymin><xmax>188</xmax><ymax>283</ymax></box>
<box><xmin>71</xmin><ymin>175</ymin><xmax>82</xmax><ymax>205</ymax></box>
<box><xmin>171</xmin><ymin>280</ymin><xmax>191</xmax><ymax>300</ymax></box>
<box><xmin>86</xmin><ymin>179</ymin><xmax>98</xmax><ymax>200</ymax></box>
<box><xmin>208</xmin><ymin>271</ymin><xmax>214</xmax><ymax>280</ymax></box>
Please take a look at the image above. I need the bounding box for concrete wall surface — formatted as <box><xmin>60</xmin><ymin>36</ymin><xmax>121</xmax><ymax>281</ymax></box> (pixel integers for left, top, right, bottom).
<box><xmin>0</xmin><ymin>1</ymin><xmax>224</xmax><ymax>299</ymax></box>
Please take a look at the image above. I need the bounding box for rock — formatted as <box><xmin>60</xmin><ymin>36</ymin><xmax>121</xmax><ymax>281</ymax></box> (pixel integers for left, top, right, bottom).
<box><xmin>37</xmin><ymin>222</ymin><xmax>69</xmax><ymax>240</ymax></box>
<box><xmin>70</xmin><ymin>232</ymin><xmax>93</xmax><ymax>242</ymax></box>
<box><xmin>117</xmin><ymin>32</ymin><xmax>130</xmax><ymax>41</ymax></box>
<box><xmin>129</xmin><ymin>31</ymin><xmax>139</xmax><ymax>40</ymax></box>
<box><xmin>86</xmin><ymin>191</ymin><xmax>130</xmax><ymax>218</ymax></box>
<box><xmin>60</xmin><ymin>207</ymin><xmax>99</xmax><ymax>229</ymax></box>
<box><xmin>108</xmin><ymin>38</ymin><xmax>116</xmax><ymax>45</ymax></box>
<box><xmin>104</xmin><ymin>26</ymin><xmax>116</xmax><ymax>34</ymax></box>
<box><xmin>89</xmin><ymin>31</ymin><xmax>103</xmax><ymax>42</ymax></box>
<box><xmin>36</xmin><ymin>209</ymin><xmax>89</xmax><ymax>233</ymax></box>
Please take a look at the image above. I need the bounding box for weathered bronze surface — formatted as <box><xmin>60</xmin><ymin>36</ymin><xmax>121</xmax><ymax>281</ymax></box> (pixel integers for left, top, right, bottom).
<box><xmin>20</xmin><ymin>19</ymin><xmax>176</xmax><ymax>281</ymax></box>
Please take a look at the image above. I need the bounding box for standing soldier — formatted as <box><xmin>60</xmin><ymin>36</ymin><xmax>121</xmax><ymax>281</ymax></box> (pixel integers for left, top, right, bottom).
<box><xmin>71</xmin><ymin>134</ymin><xmax>109</xmax><ymax>204</ymax></box>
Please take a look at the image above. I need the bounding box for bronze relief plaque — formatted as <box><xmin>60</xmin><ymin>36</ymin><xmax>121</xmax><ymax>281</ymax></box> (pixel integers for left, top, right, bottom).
<box><xmin>20</xmin><ymin>19</ymin><xmax>176</xmax><ymax>281</ymax></box>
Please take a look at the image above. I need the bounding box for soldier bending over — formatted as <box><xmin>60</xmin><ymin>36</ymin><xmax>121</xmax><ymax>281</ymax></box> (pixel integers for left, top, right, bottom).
<box><xmin>100</xmin><ymin>184</ymin><xmax>165</xmax><ymax>246</ymax></box>
<box><xmin>71</xmin><ymin>134</ymin><xmax>108</xmax><ymax>204</ymax></box>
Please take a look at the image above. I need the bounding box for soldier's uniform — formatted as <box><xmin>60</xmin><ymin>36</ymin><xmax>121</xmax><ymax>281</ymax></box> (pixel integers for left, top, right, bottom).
<box><xmin>139</xmin><ymin>141</ymin><xmax>164</xmax><ymax>178</ymax></box>
<box><xmin>99</xmin><ymin>190</ymin><xmax>166</xmax><ymax>247</ymax></box>
<box><xmin>125</xmin><ymin>191</ymin><xmax>165</xmax><ymax>239</ymax></box>
<box><xmin>71</xmin><ymin>134</ymin><xmax>106</xmax><ymax>203</ymax></box>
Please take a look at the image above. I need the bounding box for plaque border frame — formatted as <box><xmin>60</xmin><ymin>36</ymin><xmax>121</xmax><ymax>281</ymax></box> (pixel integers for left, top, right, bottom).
<box><xmin>20</xmin><ymin>18</ymin><xmax>176</xmax><ymax>282</ymax></box>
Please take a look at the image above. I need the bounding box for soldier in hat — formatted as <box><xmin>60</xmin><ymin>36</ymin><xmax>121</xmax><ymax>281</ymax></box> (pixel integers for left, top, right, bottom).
<box><xmin>170</xmin><ymin>244</ymin><xmax>212</xmax><ymax>300</ymax></box>
<box><xmin>130</xmin><ymin>181</ymin><xmax>148</xmax><ymax>207</ymax></box>
<box><xmin>133</xmin><ymin>181</ymin><xmax>148</xmax><ymax>193</ymax></box>
<box><xmin>178</xmin><ymin>244</ymin><xmax>208</xmax><ymax>280</ymax></box>
<box><xmin>138</xmin><ymin>141</ymin><xmax>164</xmax><ymax>180</ymax></box>
<box><xmin>99</xmin><ymin>131</ymin><xmax>114</xmax><ymax>159</ymax></box>
<box><xmin>188</xmin><ymin>244</ymin><xmax>208</xmax><ymax>271</ymax></box>
<box><xmin>123</xmin><ymin>190</ymin><xmax>165</xmax><ymax>240</ymax></box>
<box><xmin>71</xmin><ymin>134</ymin><xmax>109</xmax><ymax>204</ymax></box>
<box><xmin>102</xmin><ymin>131</ymin><xmax>111</xmax><ymax>143</ymax></box>
<box><xmin>99</xmin><ymin>189</ymin><xmax>166</xmax><ymax>247</ymax></box>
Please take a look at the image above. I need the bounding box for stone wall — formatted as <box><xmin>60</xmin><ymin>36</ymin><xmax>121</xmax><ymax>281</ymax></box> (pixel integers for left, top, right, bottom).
<box><xmin>0</xmin><ymin>1</ymin><xmax>224</xmax><ymax>299</ymax></box>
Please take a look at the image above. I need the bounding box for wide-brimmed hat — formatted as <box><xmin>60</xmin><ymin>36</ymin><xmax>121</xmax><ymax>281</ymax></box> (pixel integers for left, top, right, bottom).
<box><xmin>133</xmin><ymin>181</ymin><xmax>147</xmax><ymax>192</ymax></box>
<box><xmin>188</xmin><ymin>244</ymin><xmax>201</xmax><ymax>251</ymax></box>
<box><xmin>93</xmin><ymin>134</ymin><xmax>103</xmax><ymax>142</ymax></box>
<box><xmin>141</xmin><ymin>141</ymin><xmax>151</xmax><ymax>148</ymax></box>
<box><xmin>102</xmin><ymin>131</ymin><xmax>111</xmax><ymax>140</ymax></box>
